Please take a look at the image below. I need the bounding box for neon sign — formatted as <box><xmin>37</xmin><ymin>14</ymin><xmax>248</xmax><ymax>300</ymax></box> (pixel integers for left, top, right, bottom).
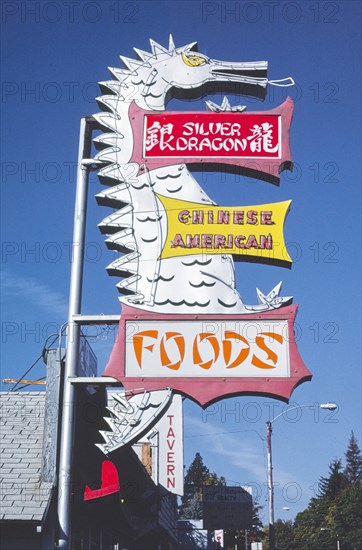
<box><xmin>94</xmin><ymin>37</ymin><xmax>311</xmax><ymax>403</ymax></box>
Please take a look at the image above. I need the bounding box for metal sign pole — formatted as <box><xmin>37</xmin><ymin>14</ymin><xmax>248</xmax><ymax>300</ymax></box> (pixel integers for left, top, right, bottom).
<box><xmin>57</xmin><ymin>117</ymin><xmax>94</xmax><ymax>549</ymax></box>
<box><xmin>266</xmin><ymin>420</ymin><xmax>275</xmax><ymax>550</ymax></box>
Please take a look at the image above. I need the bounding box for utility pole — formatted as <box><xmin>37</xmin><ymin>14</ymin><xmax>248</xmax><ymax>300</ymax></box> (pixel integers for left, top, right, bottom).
<box><xmin>267</xmin><ymin>403</ymin><xmax>337</xmax><ymax>550</ymax></box>
<box><xmin>266</xmin><ymin>420</ymin><xmax>275</xmax><ymax>550</ymax></box>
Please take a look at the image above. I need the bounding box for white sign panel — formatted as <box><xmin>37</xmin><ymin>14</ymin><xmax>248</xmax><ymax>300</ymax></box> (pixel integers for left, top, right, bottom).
<box><xmin>125</xmin><ymin>320</ymin><xmax>290</xmax><ymax>378</ymax></box>
<box><xmin>157</xmin><ymin>394</ymin><xmax>184</xmax><ymax>496</ymax></box>
<box><xmin>214</xmin><ymin>529</ymin><xmax>224</xmax><ymax>548</ymax></box>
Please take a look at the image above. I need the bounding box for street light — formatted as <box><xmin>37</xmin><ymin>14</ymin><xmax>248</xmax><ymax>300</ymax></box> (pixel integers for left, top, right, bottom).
<box><xmin>320</xmin><ymin>527</ymin><xmax>340</xmax><ymax>550</ymax></box>
<box><xmin>266</xmin><ymin>402</ymin><xmax>338</xmax><ymax>550</ymax></box>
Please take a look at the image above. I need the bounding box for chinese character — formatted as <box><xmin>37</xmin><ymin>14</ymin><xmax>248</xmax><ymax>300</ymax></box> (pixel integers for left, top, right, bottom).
<box><xmin>247</xmin><ymin>122</ymin><xmax>279</xmax><ymax>154</ymax></box>
<box><xmin>145</xmin><ymin>121</ymin><xmax>175</xmax><ymax>151</ymax></box>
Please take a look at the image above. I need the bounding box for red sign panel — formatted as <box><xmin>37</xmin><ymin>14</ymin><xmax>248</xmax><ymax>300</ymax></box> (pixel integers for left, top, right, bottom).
<box><xmin>143</xmin><ymin>113</ymin><xmax>281</xmax><ymax>159</ymax></box>
<box><xmin>103</xmin><ymin>304</ymin><xmax>311</xmax><ymax>406</ymax></box>
<box><xmin>129</xmin><ymin>99</ymin><xmax>293</xmax><ymax>184</ymax></box>
<box><xmin>84</xmin><ymin>460</ymin><xmax>120</xmax><ymax>501</ymax></box>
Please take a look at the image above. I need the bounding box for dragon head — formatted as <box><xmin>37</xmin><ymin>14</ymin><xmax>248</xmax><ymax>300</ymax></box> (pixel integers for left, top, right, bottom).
<box><xmin>163</xmin><ymin>44</ymin><xmax>268</xmax><ymax>101</ymax></box>
<box><xmin>106</xmin><ymin>36</ymin><xmax>274</xmax><ymax>110</ymax></box>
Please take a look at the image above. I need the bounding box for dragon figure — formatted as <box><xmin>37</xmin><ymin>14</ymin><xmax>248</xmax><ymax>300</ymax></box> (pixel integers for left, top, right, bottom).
<box><xmin>93</xmin><ymin>36</ymin><xmax>294</xmax><ymax>314</ymax></box>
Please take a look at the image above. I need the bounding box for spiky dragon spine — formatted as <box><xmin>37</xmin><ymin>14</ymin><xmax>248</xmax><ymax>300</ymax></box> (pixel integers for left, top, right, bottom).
<box><xmin>93</xmin><ymin>37</ymin><xmax>292</xmax><ymax>314</ymax></box>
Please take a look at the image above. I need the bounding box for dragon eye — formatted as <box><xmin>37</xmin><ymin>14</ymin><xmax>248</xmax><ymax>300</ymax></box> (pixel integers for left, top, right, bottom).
<box><xmin>181</xmin><ymin>52</ymin><xmax>208</xmax><ymax>67</ymax></box>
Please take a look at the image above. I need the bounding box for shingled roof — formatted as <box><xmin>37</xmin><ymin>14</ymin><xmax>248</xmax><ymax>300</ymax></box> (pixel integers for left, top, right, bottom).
<box><xmin>0</xmin><ymin>392</ymin><xmax>53</xmax><ymax>521</ymax></box>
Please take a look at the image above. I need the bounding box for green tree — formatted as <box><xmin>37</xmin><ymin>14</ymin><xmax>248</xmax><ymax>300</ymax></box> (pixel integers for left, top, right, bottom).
<box><xmin>184</xmin><ymin>452</ymin><xmax>209</xmax><ymax>485</ymax></box>
<box><xmin>250</xmin><ymin>500</ymin><xmax>264</xmax><ymax>538</ymax></box>
<box><xmin>256</xmin><ymin>435</ymin><xmax>362</xmax><ymax>549</ymax></box>
<box><xmin>334</xmin><ymin>483</ymin><xmax>362</xmax><ymax>549</ymax></box>
<box><xmin>179</xmin><ymin>452</ymin><xmax>264</xmax><ymax>550</ymax></box>
<box><xmin>292</xmin><ymin>435</ymin><xmax>362</xmax><ymax>549</ymax></box>
<box><xmin>344</xmin><ymin>431</ymin><xmax>362</xmax><ymax>484</ymax></box>
<box><xmin>180</xmin><ymin>452</ymin><xmax>208</xmax><ymax>519</ymax></box>
<box><xmin>225</xmin><ymin>500</ymin><xmax>264</xmax><ymax>549</ymax></box>
<box><xmin>179</xmin><ymin>452</ymin><xmax>225</xmax><ymax>519</ymax></box>
<box><xmin>318</xmin><ymin>458</ymin><xmax>346</xmax><ymax>499</ymax></box>
<box><xmin>293</xmin><ymin>496</ymin><xmax>331</xmax><ymax>550</ymax></box>
<box><xmin>261</xmin><ymin>519</ymin><xmax>295</xmax><ymax>550</ymax></box>
<box><xmin>181</xmin><ymin>490</ymin><xmax>203</xmax><ymax>520</ymax></box>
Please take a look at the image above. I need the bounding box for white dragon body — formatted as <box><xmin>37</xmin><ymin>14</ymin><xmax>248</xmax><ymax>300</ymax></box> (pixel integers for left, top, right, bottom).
<box><xmin>93</xmin><ymin>37</ymin><xmax>293</xmax><ymax>314</ymax></box>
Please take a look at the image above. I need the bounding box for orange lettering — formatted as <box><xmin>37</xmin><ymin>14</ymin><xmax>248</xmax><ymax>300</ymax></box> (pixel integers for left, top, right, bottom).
<box><xmin>160</xmin><ymin>332</ymin><xmax>185</xmax><ymax>370</ymax></box>
<box><xmin>252</xmin><ymin>332</ymin><xmax>283</xmax><ymax>369</ymax></box>
<box><xmin>193</xmin><ymin>332</ymin><xmax>220</xmax><ymax>369</ymax></box>
<box><xmin>133</xmin><ymin>330</ymin><xmax>158</xmax><ymax>368</ymax></box>
<box><xmin>223</xmin><ymin>331</ymin><xmax>250</xmax><ymax>368</ymax></box>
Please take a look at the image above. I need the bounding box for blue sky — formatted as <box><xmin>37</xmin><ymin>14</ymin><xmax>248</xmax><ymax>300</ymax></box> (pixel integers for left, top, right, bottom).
<box><xmin>1</xmin><ymin>0</ymin><xmax>361</xmax><ymax>523</ymax></box>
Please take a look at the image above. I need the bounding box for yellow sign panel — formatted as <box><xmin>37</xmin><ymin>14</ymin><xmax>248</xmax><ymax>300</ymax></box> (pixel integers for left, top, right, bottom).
<box><xmin>156</xmin><ymin>194</ymin><xmax>292</xmax><ymax>265</ymax></box>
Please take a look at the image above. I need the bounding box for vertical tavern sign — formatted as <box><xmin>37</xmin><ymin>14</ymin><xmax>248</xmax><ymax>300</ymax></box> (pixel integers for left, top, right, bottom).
<box><xmin>93</xmin><ymin>36</ymin><xmax>311</xmax><ymax>404</ymax></box>
<box><xmin>155</xmin><ymin>394</ymin><xmax>184</xmax><ymax>495</ymax></box>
